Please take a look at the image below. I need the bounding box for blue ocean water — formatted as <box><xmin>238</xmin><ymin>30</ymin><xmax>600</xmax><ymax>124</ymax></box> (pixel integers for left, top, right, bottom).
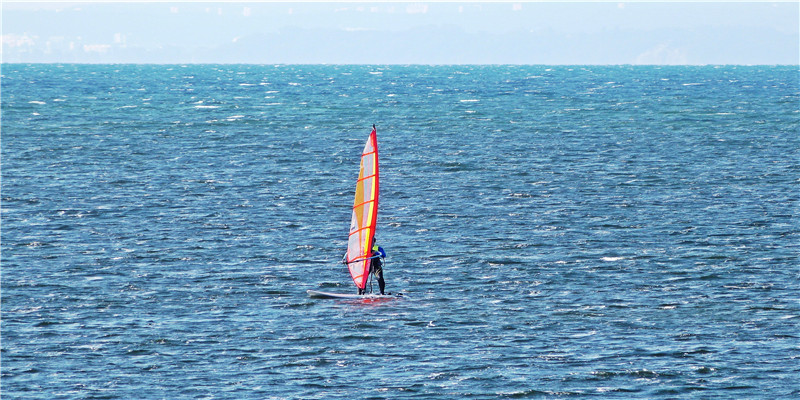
<box><xmin>2</xmin><ymin>64</ymin><xmax>798</xmax><ymax>399</ymax></box>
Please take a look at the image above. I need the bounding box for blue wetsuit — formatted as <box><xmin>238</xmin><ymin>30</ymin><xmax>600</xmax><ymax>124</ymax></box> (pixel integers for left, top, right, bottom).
<box><xmin>371</xmin><ymin>245</ymin><xmax>386</xmax><ymax>295</ymax></box>
<box><xmin>358</xmin><ymin>245</ymin><xmax>386</xmax><ymax>295</ymax></box>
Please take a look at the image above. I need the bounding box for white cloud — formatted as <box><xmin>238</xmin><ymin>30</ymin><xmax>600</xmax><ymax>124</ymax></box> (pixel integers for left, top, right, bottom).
<box><xmin>635</xmin><ymin>43</ymin><xmax>688</xmax><ymax>65</ymax></box>
<box><xmin>406</xmin><ymin>3</ymin><xmax>428</xmax><ymax>14</ymax></box>
<box><xmin>2</xmin><ymin>34</ymin><xmax>36</xmax><ymax>48</ymax></box>
<box><xmin>83</xmin><ymin>44</ymin><xmax>111</xmax><ymax>53</ymax></box>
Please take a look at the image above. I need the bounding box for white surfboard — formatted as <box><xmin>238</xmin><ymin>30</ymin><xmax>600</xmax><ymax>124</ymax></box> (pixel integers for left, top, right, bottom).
<box><xmin>307</xmin><ymin>290</ymin><xmax>401</xmax><ymax>299</ymax></box>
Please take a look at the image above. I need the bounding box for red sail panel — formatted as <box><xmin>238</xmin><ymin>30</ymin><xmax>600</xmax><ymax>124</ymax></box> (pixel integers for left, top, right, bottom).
<box><xmin>346</xmin><ymin>127</ymin><xmax>379</xmax><ymax>289</ymax></box>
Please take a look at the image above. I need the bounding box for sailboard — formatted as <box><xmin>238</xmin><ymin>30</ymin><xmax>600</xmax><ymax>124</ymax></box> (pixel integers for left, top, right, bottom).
<box><xmin>308</xmin><ymin>125</ymin><xmax>396</xmax><ymax>300</ymax></box>
<box><xmin>307</xmin><ymin>290</ymin><xmax>402</xmax><ymax>299</ymax></box>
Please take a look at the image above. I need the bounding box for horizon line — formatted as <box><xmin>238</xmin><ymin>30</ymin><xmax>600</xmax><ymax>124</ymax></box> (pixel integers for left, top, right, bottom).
<box><xmin>3</xmin><ymin>62</ymin><xmax>798</xmax><ymax>67</ymax></box>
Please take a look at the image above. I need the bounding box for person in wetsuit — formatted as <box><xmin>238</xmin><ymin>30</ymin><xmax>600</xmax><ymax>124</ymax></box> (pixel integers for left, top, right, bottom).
<box><xmin>357</xmin><ymin>237</ymin><xmax>386</xmax><ymax>295</ymax></box>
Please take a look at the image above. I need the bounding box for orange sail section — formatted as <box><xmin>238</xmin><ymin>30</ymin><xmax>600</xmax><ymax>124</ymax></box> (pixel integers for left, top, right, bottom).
<box><xmin>346</xmin><ymin>126</ymin><xmax>379</xmax><ymax>289</ymax></box>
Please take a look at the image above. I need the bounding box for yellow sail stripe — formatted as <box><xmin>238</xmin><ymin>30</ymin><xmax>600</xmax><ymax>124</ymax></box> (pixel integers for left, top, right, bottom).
<box><xmin>356</xmin><ymin>173</ymin><xmax>377</xmax><ymax>183</ymax></box>
<box><xmin>362</xmin><ymin>174</ymin><xmax>377</xmax><ymax>256</ymax></box>
<box><xmin>352</xmin><ymin>198</ymin><xmax>376</xmax><ymax>209</ymax></box>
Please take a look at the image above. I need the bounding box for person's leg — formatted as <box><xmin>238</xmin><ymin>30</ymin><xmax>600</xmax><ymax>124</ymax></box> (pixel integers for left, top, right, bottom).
<box><xmin>377</xmin><ymin>269</ymin><xmax>385</xmax><ymax>295</ymax></box>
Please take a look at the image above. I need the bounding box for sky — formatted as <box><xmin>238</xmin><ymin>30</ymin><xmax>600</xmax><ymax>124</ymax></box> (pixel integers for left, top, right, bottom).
<box><xmin>2</xmin><ymin>1</ymin><xmax>798</xmax><ymax>65</ymax></box>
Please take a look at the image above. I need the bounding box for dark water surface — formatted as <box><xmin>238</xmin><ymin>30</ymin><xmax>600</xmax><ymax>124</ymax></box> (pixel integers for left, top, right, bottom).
<box><xmin>2</xmin><ymin>64</ymin><xmax>799</xmax><ymax>399</ymax></box>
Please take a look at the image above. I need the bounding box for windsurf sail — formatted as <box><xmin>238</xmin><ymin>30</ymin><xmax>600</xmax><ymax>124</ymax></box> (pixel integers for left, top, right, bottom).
<box><xmin>345</xmin><ymin>126</ymin><xmax>379</xmax><ymax>289</ymax></box>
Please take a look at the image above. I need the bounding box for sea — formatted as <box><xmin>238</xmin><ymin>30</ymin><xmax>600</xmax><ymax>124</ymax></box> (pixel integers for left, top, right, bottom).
<box><xmin>2</xmin><ymin>64</ymin><xmax>798</xmax><ymax>399</ymax></box>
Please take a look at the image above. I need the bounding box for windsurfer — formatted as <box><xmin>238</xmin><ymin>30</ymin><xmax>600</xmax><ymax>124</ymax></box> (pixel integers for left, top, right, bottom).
<box><xmin>357</xmin><ymin>237</ymin><xmax>386</xmax><ymax>295</ymax></box>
